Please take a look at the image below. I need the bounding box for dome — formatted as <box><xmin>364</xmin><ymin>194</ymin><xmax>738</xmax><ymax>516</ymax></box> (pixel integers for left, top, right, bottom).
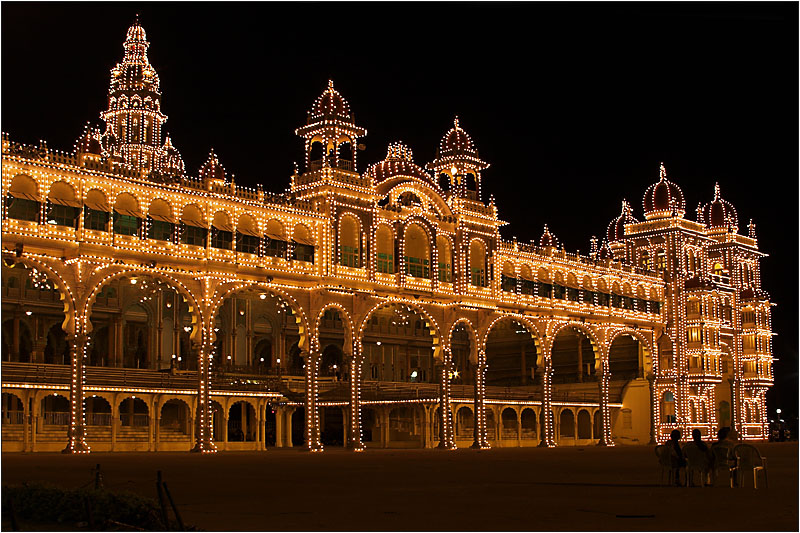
<box><xmin>126</xmin><ymin>19</ymin><xmax>147</xmax><ymax>43</ymax></box>
<box><xmin>199</xmin><ymin>149</ymin><xmax>225</xmax><ymax>182</ymax></box>
<box><xmin>76</xmin><ymin>126</ymin><xmax>101</xmax><ymax>155</ymax></box>
<box><xmin>642</xmin><ymin>163</ymin><xmax>686</xmax><ymax>219</ymax></box>
<box><xmin>698</xmin><ymin>183</ymin><xmax>738</xmax><ymax>231</ymax></box>
<box><xmin>607</xmin><ymin>200</ymin><xmax>638</xmax><ymax>242</ymax></box>
<box><xmin>539</xmin><ymin>225</ymin><xmax>558</xmax><ymax>248</ymax></box>
<box><xmin>438</xmin><ymin>116</ymin><xmax>478</xmax><ymax>157</ymax></box>
<box><xmin>159</xmin><ymin>136</ymin><xmax>185</xmax><ymax>177</ymax></box>
<box><xmin>308</xmin><ymin>80</ymin><xmax>352</xmax><ymax>122</ymax></box>
<box><xmin>597</xmin><ymin>241</ymin><xmax>612</xmax><ymax>260</ymax></box>
<box><xmin>365</xmin><ymin>142</ymin><xmax>434</xmax><ymax>186</ymax></box>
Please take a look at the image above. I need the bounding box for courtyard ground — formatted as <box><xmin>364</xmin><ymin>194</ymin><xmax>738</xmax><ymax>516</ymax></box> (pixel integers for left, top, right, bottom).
<box><xmin>2</xmin><ymin>442</ymin><xmax>797</xmax><ymax>531</ymax></box>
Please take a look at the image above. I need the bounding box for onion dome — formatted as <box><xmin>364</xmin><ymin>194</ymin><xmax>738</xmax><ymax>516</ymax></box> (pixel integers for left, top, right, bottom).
<box><xmin>365</xmin><ymin>141</ymin><xmax>436</xmax><ymax>187</ymax></box>
<box><xmin>158</xmin><ymin>135</ymin><xmax>185</xmax><ymax>177</ymax></box>
<box><xmin>428</xmin><ymin>117</ymin><xmax>489</xmax><ymax>172</ymax></box>
<box><xmin>308</xmin><ymin>80</ymin><xmax>352</xmax><ymax>123</ymax></box>
<box><xmin>539</xmin><ymin>224</ymin><xmax>559</xmax><ymax>248</ymax></box>
<box><xmin>607</xmin><ymin>199</ymin><xmax>638</xmax><ymax>242</ymax></box>
<box><xmin>75</xmin><ymin>125</ymin><xmax>102</xmax><ymax>155</ymax></box>
<box><xmin>199</xmin><ymin>149</ymin><xmax>226</xmax><ymax>182</ymax></box>
<box><xmin>698</xmin><ymin>183</ymin><xmax>738</xmax><ymax>232</ymax></box>
<box><xmin>642</xmin><ymin>162</ymin><xmax>686</xmax><ymax>220</ymax></box>
<box><xmin>597</xmin><ymin>240</ymin><xmax>612</xmax><ymax>260</ymax></box>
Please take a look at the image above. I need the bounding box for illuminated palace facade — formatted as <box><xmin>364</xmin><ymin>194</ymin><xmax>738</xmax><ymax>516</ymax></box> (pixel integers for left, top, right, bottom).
<box><xmin>1</xmin><ymin>21</ymin><xmax>773</xmax><ymax>453</ymax></box>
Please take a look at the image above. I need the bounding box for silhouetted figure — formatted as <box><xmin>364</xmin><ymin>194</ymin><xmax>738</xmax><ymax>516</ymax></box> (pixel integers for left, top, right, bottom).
<box><xmin>692</xmin><ymin>428</ymin><xmax>709</xmax><ymax>453</ymax></box>
<box><xmin>669</xmin><ymin>429</ymin><xmax>686</xmax><ymax>486</ymax></box>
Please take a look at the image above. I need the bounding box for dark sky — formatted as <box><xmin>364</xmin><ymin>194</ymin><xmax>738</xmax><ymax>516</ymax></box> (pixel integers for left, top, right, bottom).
<box><xmin>3</xmin><ymin>2</ymin><xmax>797</xmax><ymax>422</ymax></box>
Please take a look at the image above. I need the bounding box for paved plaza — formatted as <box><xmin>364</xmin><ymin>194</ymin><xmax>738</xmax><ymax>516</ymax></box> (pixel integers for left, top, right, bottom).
<box><xmin>2</xmin><ymin>443</ymin><xmax>797</xmax><ymax>531</ymax></box>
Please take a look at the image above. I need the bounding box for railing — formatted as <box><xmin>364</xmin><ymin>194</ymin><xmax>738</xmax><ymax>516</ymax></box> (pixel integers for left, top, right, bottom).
<box><xmin>3</xmin><ymin>411</ymin><xmax>25</xmax><ymax>425</ymax></box>
<box><xmin>338</xmin><ymin>160</ymin><xmax>354</xmax><ymax>171</ymax></box>
<box><xmin>87</xmin><ymin>413</ymin><xmax>112</xmax><ymax>426</ymax></box>
<box><xmin>120</xmin><ymin>413</ymin><xmax>149</xmax><ymax>427</ymax></box>
<box><xmin>43</xmin><ymin>412</ymin><xmax>70</xmax><ymax>425</ymax></box>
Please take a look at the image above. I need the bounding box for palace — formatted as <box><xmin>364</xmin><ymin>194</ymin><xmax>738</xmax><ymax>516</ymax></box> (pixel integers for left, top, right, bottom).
<box><xmin>1</xmin><ymin>20</ymin><xmax>773</xmax><ymax>453</ymax></box>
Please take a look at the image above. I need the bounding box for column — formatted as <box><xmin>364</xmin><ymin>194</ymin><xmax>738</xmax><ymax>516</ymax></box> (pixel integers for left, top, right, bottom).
<box><xmin>517</xmin><ymin>409</ymin><xmax>522</xmax><ymax>447</ymax></box>
<box><xmin>539</xmin><ymin>355</ymin><xmax>555</xmax><ymax>447</ymax></box>
<box><xmin>346</xmin><ymin>353</ymin><xmax>364</xmax><ymax>451</ymax></box>
<box><xmin>12</xmin><ymin>313</ymin><xmax>20</xmax><ymax>361</ymax></box>
<box><xmin>110</xmin><ymin>397</ymin><xmax>118</xmax><ymax>452</ymax></box>
<box><xmin>259</xmin><ymin>405</ymin><xmax>266</xmax><ymax>451</ymax></box>
<box><xmin>342</xmin><ymin>407</ymin><xmax>350</xmax><ymax>447</ymax></box>
<box><xmin>577</xmin><ymin>336</ymin><xmax>584</xmax><ymax>383</ymax></box>
<box><xmin>275</xmin><ymin>407</ymin><xmax>284</xmax><ymax>448</ymax></box>
<box><xmin>191</xmin><ymin>334</ymin><xmax>215</xmax><ymax>452</ymax></box>
<box><xmin>646</xmin><ymin>373</ymin><xmax>656</xmax><ymax>445</ymax></box>
<box><xmin>597</xmin><ymin>357</ymin><xmax>613</xmax><ymax>446</ymax></box>
<box><xmin>303</xmin><ymin>350</ymin><xmax>322</xmax><ymax>451</ymax></box>
<box><xmin>150</xmin><ymin>399</ymin><xmax>157</xmax><ymax>452</ymax></box>
<box><xmin>30</xmin><ymin>396</ymin><xmax>37</xmax><ymax>453</ymax></box>
<box><xmin>285</xmin><ymin>408</ymin><xmax>294</xmax><ymax>448</ymax></box>
<box><xmin>380</xmin><ymin>407</ymin><xmax>389</xmax><ymax>448</ymax></box>
<box><xmin>63</xmin><ymin>332</ymin><xmax>89</xmax><ymax>453</ymax></box>
<box><xmin>437</xmin><ymin>360</ymin><xmax>455</xmax><ymax>449</ymax></box>
<box><xmin>22</xmin><ymin>393</ymin><xmax>30</xmax><ymax>452</ymax></box>
<box><xmin>156</xmin><ymin>291</ymin><xmax>163</xmax><ymax>369</ymax></box>
<box><xmin>471</xmin><ymin>351</ymin><xmax>489</xmax><ymax>449</ymax></box>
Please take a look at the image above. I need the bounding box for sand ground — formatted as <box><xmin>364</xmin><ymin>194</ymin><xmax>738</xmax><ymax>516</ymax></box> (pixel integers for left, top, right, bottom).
<box><xmin>2</xmin><ymin>442</ymin><xmax>797</xmax><ymax>531</ymax></box>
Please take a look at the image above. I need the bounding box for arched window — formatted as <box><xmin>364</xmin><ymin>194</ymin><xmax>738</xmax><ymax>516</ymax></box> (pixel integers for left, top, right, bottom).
<box><xmin>46</xmin><ymin>181</ymin><xmax>80</xmax><ymax>228</ymax></box>
<box><xmin>713</xmin><ymin>262</ymin><xmax>724</xmax><ymax>276</ymax></box>
<box><xmin>686</xmin><ymin>248</ymin><xmax>696</xmax><ymax>273</ymax></box>
<box><xmin>113</xmin><ymin>192</ymin><xmax>142</xmax><ymax>236</ymax></box>
<box><xmin>465</xmin><ymin>173</ymin><xmax>477</xmax><ymax>200</ymax></box>
<box><xmin>180</xmin><ymin>204</ymin><xmax>206</xmax><ymax>246</ymax></box>
<box><xmin>147</xmin><ymin>198</ymin><xmax>174</xmax><ymax>241</ymax></box>
<box><xmin>264</xmin><ymin>219</ymin><xmax>287</xmax><ymax>258</ymax></box>
<box><xmin>376</xmin><ymin>225</ymin><xmax>394</xmax><ymax>274</ymax></box>
<box><xmin>655</xmin><ymin>248</ymin><xmax>667</xmax><ymax>270</ymax></box>
<box><xmin>236</xmin><ymin>214</ymin><xmax>260</xmax><ymax>255</ymax></box>
<box><xmin>520</xmin><ymin>265</ymin><xmax>535</xmax><ymax>295</ymax></box>
<box><xmin>501</xmin><ymin>261</ymin><xmax>516</xmax><ymax>292</ymax></box>
<box><xmin>639</xmin><ymin>249</ymin><xmax>650</xmax><ymax>269</ymax></box>
<box><xmin>339</xmin><ymin>215</ymin><xmax>360</xmax><ymax>268</ymax></box>
<box><xmin>337</xmin><ymin>139</ymin><xmax>353</xmax><ymax>171</ymax></box>
<box><xmin>211</xmin><ymin>211</ymin><xmax>233</xmax><ymax>250</ymax></box>
<box><xmin>661</xmin><ymin>391</ymin><xmax>676</xmax><ymax>423</ymax></box>
<box><xmin>469</xmin><ymin>239</ymin><xmax>487</xmax><ymax>287</ymax></box>
<box><xmin>403</xmin><ymin>224</ymin><xmax>430</xmax><ymax>278</ymax></box>
<box><xmin>84</xmin><ymin>189</ymin><xmax>110</xmax><ymax>231</ymax></box>
<box><xmin>292</xmin><ymin>224</ymin><xmax>315</xmax><ymax>263</ymax></box>
<box><xmin>436</xmin><ymin>236</ymin><xmax>452</xmax><ymax>283</ymax></box>
<box><xmin>5</xmin><ymin>174</ymin><xmax>40</xmax><ymax>222</ymax></box>
<box><xmin>438</xmin><ymin>173</ymin><xmax>450</xmax><ymax>191</ymax></box>
<box><xmin>309</xmin><ymin>141</ymin><xmax>324</xmax><ymax>170</ymax></box>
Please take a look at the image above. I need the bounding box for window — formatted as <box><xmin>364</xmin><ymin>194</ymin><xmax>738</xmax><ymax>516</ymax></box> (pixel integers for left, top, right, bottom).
<box><xmin>582</xmin><ymin>290</ymin><xmax>594</xmax><ymax>304</ymax></box>
<box><xmin>687</xmin><ymin>327</ymin><xmax>702</xmax><ymax>345</ymax></box>
<box><xmin>611</xmin><ymin>294</ymin><xmax>622</xmax><ymax>308</ymax></box>
<box><xmin>650</xmin><ymin>300</ymin><xmax>660</xmax><ymax>314</ymax></box>
<box><xmin>567</xmin><ymin>287</ymin><xmax>579</xmax><ymax>302</ymax></box>
<box><xmin>236</xmin><ymin>232</ymin><xmax>260</xmax><ymax>255</ymax></box>
<box><xmin>181</xmin><ymin>223</ymin><xmax>206</xmax><ymax>247</ymax></box>
<box><xmin>655</xmin><ymin>249</ymin><xmax>666</xmax><ymax>270</ymax></box>
<box><xmin>211</xmin><ymin>228</ymin><xmax>232</xmax><ymax>250</ymax></box>
<box><xmin>501</xmin><ymin>274</ymin><xmax>516</xmax><ymax>292</ymax></box>
<box><xmin>662</xmin><ymin>391</ymin><xmax>676</xmax><ymax>423</ymax></box>
<box><xmin>84</xmin><ymin>207</ymin><xmax>108</xmax><ymax>231</ymax></box>
<box><xmin>148</xmin><ymin>219</ymin><xmax>173</xmax><ymax>241</ymax></box>
<box><xmin>553</xmin><ymin>284</ymin><xmax>565</xmax><ymax>299</ymax></box>
<box><xmin>46</xmin><ymin>203</ymin><xmax>79</xmax><ymax>228</ymax></box>
<box><xmin>741</xmin><ymin>309</ymin><xmax>755</xmax><ymax>327</ymax></box>
<box><xmin>113</xmin><ymin>211</ymin><xmax>139</xmax><ymax>236</ymax></box>
<box><xmin>264</xmin><ymin>237</ymin><xmax>286</xmax><ymax>258</ymax></box>
<box><xmin>742</xmin><ymin>334</ymin><xmax>756</xmax><ymax>352</ymax></box>
<box><xmin>404</xmin><ymin>256</ymin><xmax>429</xmax><ymax>278</ymax></box>
<box><xmin>521</xmin><ymin>278</ymin><xmax>536</xmax><ymax>296</ymax></box>
<box><xmin>340</xmin><ymin>245</ymin><xmax>359</xmax><ymax>267</ymax></box>
<box><xmin>436</xmin><ymin>236</ymin><xmax>452</xmax><ymax>283</ymax></box>
<box><xmin>377</xmin><ymin>252</ymin><xmax>393</xmax><ymax>273</ymax></box>
<box><xmin>5</xmin><ymin>196</ymin><xmax>39</xmax><ymax>222</ymax></box>
<box><xmin>469</xmin><ymin>240</ymin><xmax>486</xmax><ymax>287</ymax></box>
<box><xmin>437</xmin><ymin>260</ymin><xmax>451</xmax><ymax>282</ymax></box>
<box><xmin>686</xmin><ymin>299</ymin><xmax>700</xmax><ymax>317</ymax></box>
<box><xmin>596</xmin><ymin>292</ymin><xmax>609</xmax><ymax>306</ymax></box>
<box><xmin>293</xmin><ymin>243</ymin><xmax>314</xmax><ymax>263</ymax></box>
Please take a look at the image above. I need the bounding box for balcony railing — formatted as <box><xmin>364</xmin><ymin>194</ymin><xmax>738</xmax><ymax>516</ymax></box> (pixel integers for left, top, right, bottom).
<box><xmin>43</xmin><ymin>412</ymin><xmax>70</xmax><ymax>425</ymax></box>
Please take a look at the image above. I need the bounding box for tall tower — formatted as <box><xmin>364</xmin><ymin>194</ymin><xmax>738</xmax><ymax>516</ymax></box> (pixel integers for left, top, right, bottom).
<box><xmin>99</xmin><ymin>17</ymin><xmax>182</xmax><ymax>179</ymax></box>
<box><xmin>294</xmin><ymin>80</ymin><xmax>366</xmax><ymax>174</ymax></box>
<box><xmin>426</xmin><ymin>117</ymin><xmax>489</xmax><ymax>201</ymax></box>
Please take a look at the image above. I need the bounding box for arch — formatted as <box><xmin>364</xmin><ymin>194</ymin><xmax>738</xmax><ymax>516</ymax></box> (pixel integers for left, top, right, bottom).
<box><xmin>607</xmin><ymin>329</ymin><xmax>653</xmax><ymax>378</ymax></box>
<box><xmin>228</xmin><ymin>400</ymin><xmax>257</xmax><ymax>442</ymax></box>
<box><xmin>114</xmin><ymin>192</ymin><xmax>141</xmax><ymax>216</ymax></box>
<box><xmin>469</xmin><ymin>238</ymin><xmax>487</xmax><ymax>287</ymax></box>
<box><xmin>118</xmin><ymin>396</ymin><xmax>149</xmax><ymax>427</ymax></box>
<box><xmin>455</xmin><ymin>405</ymin><xmax>474</xmax><ymax>439</ymax></box>
<box><xmin>313</xmin><ymin>303</ymin><xmax>354</xmax><ymax>354</ymax></box>
<box><xmin>293</xmin><ymin>223</ymin><xmax>314</xmax><ymax>245</ymax></box>
<box><xmin>237</xmin><ymin>213</ymin><xmax>259</xmax><ymax>236</ymax></box>
<box><xmin>548</xmin><ymin>322</ymin><xmax>601</xmax><ymax>357</ymax></box>
<box><xmin>181</xmin><ymin>203</ymin><xmax>205</xmax><ymax>226</ymax></box>
<box><xmin>148</xmin><ymin>198</ymin><xmax>173</xmax><ymax>220</ymax></box>
<box><xmin>520</xmin><ymin>408</ymin><xmax>537</xmax><ymax>439</ymax></box>
<box><xmin>501</xmin><ymin>407</ymin><xmax>518</xmax><ymax>438</ymax></box>
<box><xmin>212</xmin><ymin>210</ymin><xmax>233</xmax><ymax>231</ymax></box>
<box><xmin>436</xmin><ymin>235</ymin><xmax>453</xmax><ymax>283</ymax></box>
<box><xmin>356</xmin><ymin>300</ymin><xmax>440</xmax><ymax>360</ymax></box>
<box><xmin>559</xmin><ymin>409</ymin><xmax>575</xmax><ymax>438</ymax></box>
<box><xmin>482</xmin><ymin>315</ymin><xmax>541</xmax><ymax>385</ymax></box>
<box><xmin>208</xmin><ymin>282</ymin><xmax>310</xmax><ymax>354</ymax></box>
<box><xmin>85</xmin><ymin>188</ymin><xmax>110</xmax><ymax>211</ymax></box>
<box><xmin>2</xmin><ymin>392</ymin><xmax>24</xmax><ymax>425</ymax></box>
<box><xmin>338</xmin><ymin>213</ymin><xmax>361</xmax><ymax>268</ymax></box>
<box><xmin>657</xmin><ymin>334</ymin><xmax>674</xmax><ymax>372</ymax></box>
<box><xmin>84</xmin><ymin>395</ymin><xmax>112</xmax><ymax>426</ymax></box>
<box><xmin>403</xmin><ymin>222</ymin><xmax>431</xmax><ymax>278</ymax></box>
<box><xmin>47</xmin><ymin>180</ymin><xmax>78</xmax><ymax>204</ymax></box>
<box><xmin>660</xmin><ymin>390</ymin><xmax>676</xmax><ymax>423</ymax></box>
<box><xmin>577</xmin><ymin>409</ymin><xmax>592</xmax><ymax>439</ymax></box>
<box><xmin>4</xmin><ymin>258</ymin><xmax>76</xmax><ymax>335</ymax></box>
<box><xmin>375</xmin><ymin>223</ymin><xmax>395</xmax><ymax>274</ymax></box>
<box><xmin>40</xmin><ymin>393</ymin><xmax>70</xmax><ymax>425</ymax></box>
<box><xmin>265</xmin><ymin>218</ymin><xmax>286</xmax><ymax>240</ymax></box>
<box><xmin>8</xmin><ymin>173</ymin><xmax>39</xmax><ymax>199</ymax></box>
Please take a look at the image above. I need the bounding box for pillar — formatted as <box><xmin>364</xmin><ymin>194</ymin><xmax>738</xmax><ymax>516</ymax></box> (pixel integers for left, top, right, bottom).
<box><xmin>150</xmin><ymin>400</ymin><xmax>157</xmax><ymax>452</ymax></box>
<box><xmin>284</xmin><ymin>408</ymin><xmax>294</xmax><ymax>448</ymax></box>
<box><xmin>12</xmin><ymin>313</ymin><xmax>20</xmax><ymax>361</ymax></box>
<box><xmin>539</xmin><ymin>356</ymin><xmax>555</xmax><ymax>447</ymax></box>
<box><xmin>577</xmin><ymin>336</ymin><xmax>584</xmax><ymax>383</ymax></box>
<box><xmin>63</xmin><ymin>332</ymin><xmax>89</xmax><ymax>453</ymax></box>
<box><xmin>516</xmin><ymin>409</ymin><xmax>522</xmax><ymax>447</ymax></box>
<box><xmin>191</xmin><ymin>334</ymin><xmax>216</xmax><ymax>452</ymax></box>
<box><xmin>597</xmin><ymin>357</ymin><xmax>613</xmax><ymax>446</ymax></box>
<box><xmin>303</xmin><ymin>350</ymin><xmax>322</xmax><ymax>451</ymax></box>
<box><xmin>22</xmin><ymin>393</ymin><xmax>30</xmax><ymax>452</ymax></box>
<box><xmin>647</xmin><ymin>373</ymin><xmax>656</xmax><ymax>445</ymax></box>
<box><xmin>275</xmin><ymin>407</ymin><xmax>284</xmax><ymax>448</ymax></box>
<box><xmin>437</xmin><ymin>360</ymin><xmax>455</xmax><ymax>449</ymax></box>
<box><xmin>110</xmin><ymin>398</ymin><xmax>118</xmax><ymax>452</ymax></box>
<box><xmin>380</xmin><ymin>407</ymin><xmax>389</xmax><ymax>448</ymax></box>
<box><xmin>471</xmin><ymin>353</ymin><xmax>489</xmax><ymax>449</ymax></box>
<box><xmin>346</xmin><ymin>353</ymin><xmax>364</xmax><ymax>451</ymax></box>
<box><xmin>259</xmin><ymin>405</ymin><xmax>266</xmax><ymax>451</ymax></box>
<box><xmin>30</xmin><ymin>396</ymin><xmax>37</xmax><ymax>453</ymax></box>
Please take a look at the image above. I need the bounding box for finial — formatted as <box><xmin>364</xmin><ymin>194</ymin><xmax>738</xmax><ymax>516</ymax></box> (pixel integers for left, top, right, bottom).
<box><xmin>659</xmin><ymin>162</ymin><xmax>667</xmax><ymax>180</ymax></box>
<box><xmin>328</xmin><ymin>79</ymin><xmax>334</xmax><ymax>90</ymax></box>
<box><xmin>453</xmin><ymin>116</ymin><xmax>460</xmax><ymax>129</ymax></box>
<box><xmin>134</xmin><ymin>13</ymin><xmax>139</xmax><ymax>25</ymax></box>
<box><xmin>748</xmin><ymin>219</ymin><xmax>757</xmax><ymax>239</ymax></box>
<box><xmin>621</xmin><ymin>199</ymin><xmax>629</xmax><ymax>213</ymax></box>
<box><xmin>714</xmin><ymin>182</ymin><xmax>721</xmax><ymax>200</ymax></box>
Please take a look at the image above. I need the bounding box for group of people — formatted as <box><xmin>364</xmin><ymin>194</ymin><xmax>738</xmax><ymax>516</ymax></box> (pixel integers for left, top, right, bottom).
<box><xmin>665</xmin><ymin>427</ymin><xmax>741</xmax><ymax>486</ymax></box>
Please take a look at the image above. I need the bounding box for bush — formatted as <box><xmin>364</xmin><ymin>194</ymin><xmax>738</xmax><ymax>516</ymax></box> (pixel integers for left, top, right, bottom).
<box><xmin>2</xmin><ymin>483</ymin><xmax>167</xmax><ymax>530</ymax></box>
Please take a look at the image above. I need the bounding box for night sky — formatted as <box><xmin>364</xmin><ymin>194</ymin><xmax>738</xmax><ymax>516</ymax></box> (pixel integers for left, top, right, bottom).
<box><xmin>3</xmin><ymin>3</ymin><xmax>797</xmax><ymax>424</ymax></box>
